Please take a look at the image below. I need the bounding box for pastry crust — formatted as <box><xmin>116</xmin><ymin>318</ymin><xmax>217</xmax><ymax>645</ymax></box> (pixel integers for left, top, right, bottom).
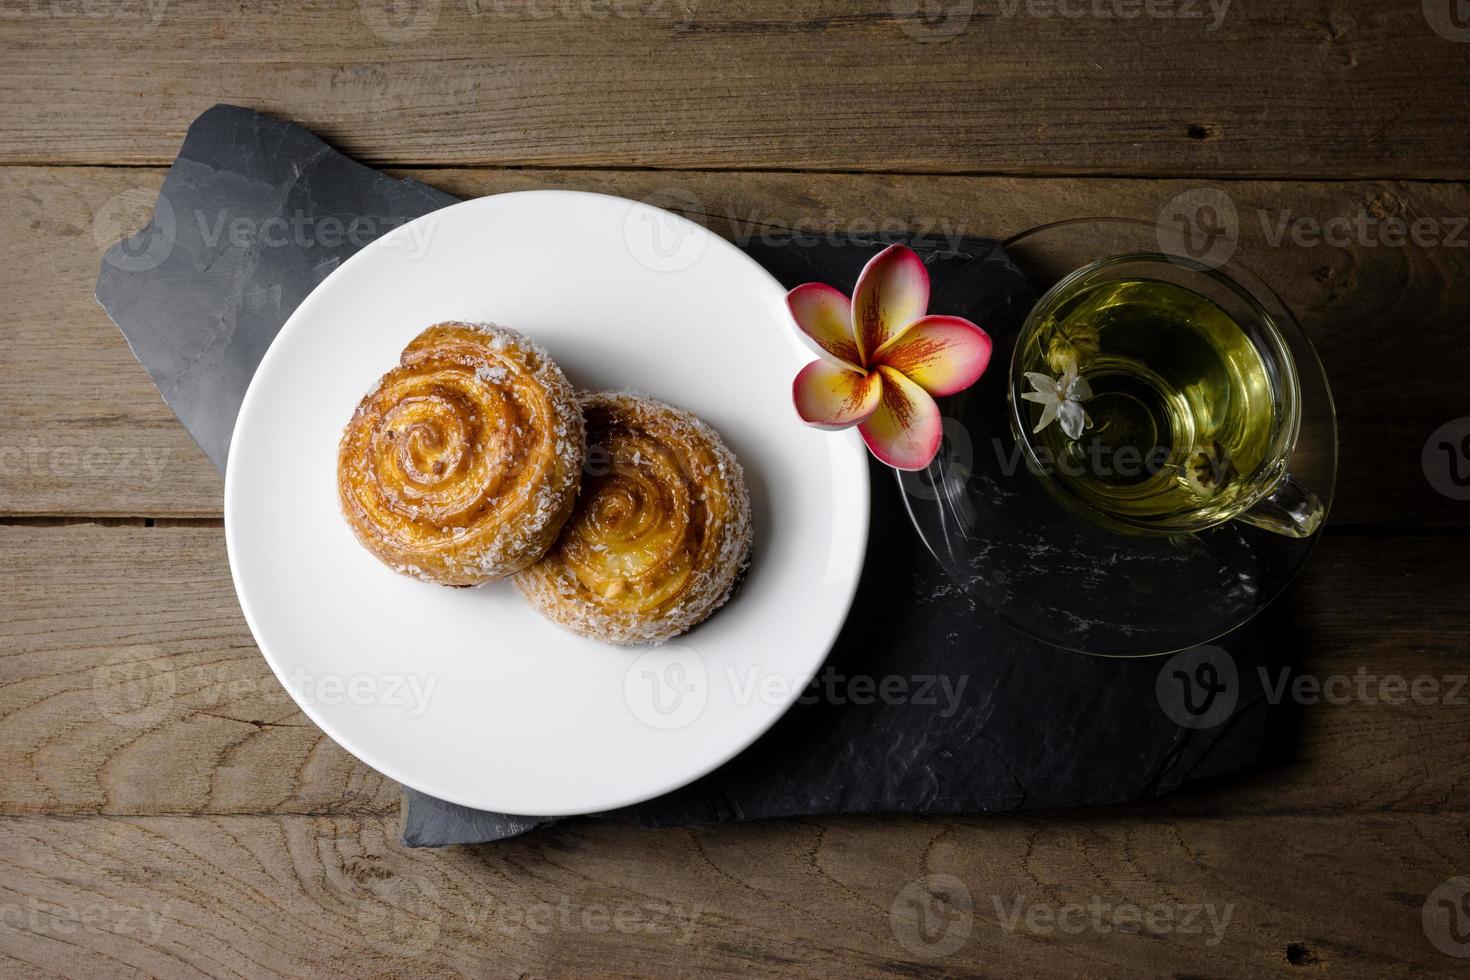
<box><xmin>515</xmin><ymin>391</ymin><xmax>753</xmax><ymax>645</ymax></box>
<box><xmin>337</xmin><ymin>321</ymin><xmax>584</xmax><ymax>586</ymax></box>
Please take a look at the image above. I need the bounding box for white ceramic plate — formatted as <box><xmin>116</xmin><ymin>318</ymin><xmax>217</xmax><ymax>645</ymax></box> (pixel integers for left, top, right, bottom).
<box><xmin>225</xmin><ymin>190</ymin><xmax>870</xmax><ymax>816</ymax></box>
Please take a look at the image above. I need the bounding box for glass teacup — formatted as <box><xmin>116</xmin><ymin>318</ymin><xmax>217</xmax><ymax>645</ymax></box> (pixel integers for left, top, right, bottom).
<box><xmin>1007</xmin><ymin>253</ymin><xmax>1324</xmax><ymax>539</ymax></box>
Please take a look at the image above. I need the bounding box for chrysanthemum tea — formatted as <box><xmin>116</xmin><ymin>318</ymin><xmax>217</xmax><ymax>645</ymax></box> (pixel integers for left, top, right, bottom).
<box><xmin>1009</xmin><ymin>257</ymin><xmax>1321</xmax><ymax>538</ymax></box>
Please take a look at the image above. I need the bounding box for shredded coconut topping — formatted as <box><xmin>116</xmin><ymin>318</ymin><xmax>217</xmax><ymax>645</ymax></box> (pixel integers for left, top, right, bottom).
<box><xmin>514</xmin><ymin>390</ymin><xmax>754</xmax><ymax>645</ymax></box>
<box><xmin>337</xmin><ymin>320</ymin><xmax>586</xmax><ymax>586</ymax></box>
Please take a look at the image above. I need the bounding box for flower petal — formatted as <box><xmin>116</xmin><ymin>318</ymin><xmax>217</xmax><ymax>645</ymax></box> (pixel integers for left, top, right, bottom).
<box><xmin>1025</xmin><ymin>372</ymin><xmax>1062</xmax><ymax>398</ymax></box>
<box><xmin>786</xmin><ymin>283</ymin><xmax>861</xmax><ymax>367</ymax></box>
<box><xmin>858</xmin><ymin>366</ymin><xmax>943</xmax><ymax>471</ymax></box>
<box><xmin>872</xmin><ymin>315</ymin><xmax>992</xmax><ymax>396</ymax></box>
<box><xmin>851</xmin><ymin>244</ymin><xmax>930</xmax><ymax>362</ymax></box>
<box><xmin>1058</xmin><ymin>399</ymin><xmax>1087</xmax><ymax>439</ymax></box>
<box><xmin>1032</xmin><ymin>399</ymin><xmax>1060</xmax><ymax>434</ymax></box>
<box><xmin>792</xmin><ymin>360</ymin><xmax>881</xmax><ymax>429</ymax></box>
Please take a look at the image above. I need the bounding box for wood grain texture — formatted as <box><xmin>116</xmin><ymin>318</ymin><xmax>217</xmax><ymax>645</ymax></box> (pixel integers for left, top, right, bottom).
<box><xmin>2</xmin><ymin>1</ymin><xmax>1469</xmax><ymax>176</ymax></box>
<box><xmin>2</xmin><ymin>524</ymin><xmax>1466</xmax><ymax>818</ymax></box>
<box><xmin>0</xmin><ymin>811</ymin><xmax>1465</xmax><ymax>978</ymax></box>
<box><xmin>0</xmin><ymin>525</ymin><xmax>399</xmax><ymax>817</ymax></box>
<box><xmin>0</xmin><ymin>168</ymin><xmax>221</xmax><ymax>517</ymax></box>
<box><xmin>4</xmin><ymin>165</ymin><xmax>1467</xmax><ymax>525</ymax></box>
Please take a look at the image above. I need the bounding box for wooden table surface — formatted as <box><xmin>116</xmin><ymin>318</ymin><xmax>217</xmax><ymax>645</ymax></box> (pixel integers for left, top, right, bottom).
<box><xmin>2</xmin><ymin>2</ymin><xmax>1468</xmax><ymax>976</ymax></box>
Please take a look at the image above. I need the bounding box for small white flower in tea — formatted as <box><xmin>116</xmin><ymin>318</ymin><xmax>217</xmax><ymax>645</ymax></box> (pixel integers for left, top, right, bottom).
<box><xmin>1022</xmin><ymin>365</ymin><xmax>1093</xmax><ymax>440</ymax></box>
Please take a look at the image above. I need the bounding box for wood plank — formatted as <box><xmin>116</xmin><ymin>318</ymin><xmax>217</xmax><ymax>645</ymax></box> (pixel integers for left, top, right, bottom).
<box><xmin>1</xmin><ymin>524</ymin><xmax>1465</xmax><ymax>818</ymax></box>
<box><xmin>0</xmin><ymin>810</ymin><xmax>1465</xmax><ymax>978</ymax></box>
<box><xmin>4</xmin><ymin>165</ymin><xmax>1468</xmax><ymax>524</ymax></box>
<box><xmin>0</xmin><ymin>525</ymin><xmax>400</xmax><ymax>817</ymax></box>
<box><xmin>0</xmin><ymin>168</ymin><xmax>221</xmax><ymax>517</ymax></box>
<box><xmin>1</xmin><ymin>2</ymin><xmax>1469</xmax><ymax>176</ymax></box>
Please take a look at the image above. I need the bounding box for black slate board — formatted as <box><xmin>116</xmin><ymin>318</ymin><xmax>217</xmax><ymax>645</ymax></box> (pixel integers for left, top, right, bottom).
<box><xmin>96</xmin><ymin>105</ymin><xmax>1278</xmax><ymax>846</ymax></box>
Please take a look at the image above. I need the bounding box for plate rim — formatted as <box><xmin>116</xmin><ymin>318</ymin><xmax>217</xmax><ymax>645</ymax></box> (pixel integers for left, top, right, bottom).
<box><xmin>223</xmin><ymin>188</ymin><xmax>872</xmax><ymax>815</ymax></box>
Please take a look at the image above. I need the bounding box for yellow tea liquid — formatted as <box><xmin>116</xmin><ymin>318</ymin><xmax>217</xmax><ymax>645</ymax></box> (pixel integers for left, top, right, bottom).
<box><xmin>1018</xmin><ymin>278</ymin><xmax>1279</xmax><ymax>528</ymax></box>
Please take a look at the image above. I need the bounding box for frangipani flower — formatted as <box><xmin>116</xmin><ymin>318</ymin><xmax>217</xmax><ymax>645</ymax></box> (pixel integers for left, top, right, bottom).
<box><xmin>1022</xmin><ymin>364</ymin><xmax>1093</xmax><ymax>440</ymax></box>
<box><xmin>788</xmin><ymin>244</ymin><xmax>992</xmax><ymax>470</ymax></box>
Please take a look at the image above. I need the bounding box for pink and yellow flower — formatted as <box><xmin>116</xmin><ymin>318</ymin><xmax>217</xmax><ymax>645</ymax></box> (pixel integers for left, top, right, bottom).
<box><xmin>788</xmin><ymin>244</ymin><xmax>992</xmax><ymax>470</ymax></box>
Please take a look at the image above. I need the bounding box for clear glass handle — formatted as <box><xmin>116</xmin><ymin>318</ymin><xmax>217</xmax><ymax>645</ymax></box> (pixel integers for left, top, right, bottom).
<box><xmin>1237</xmin><ymin>474</ymin><xmax>1324</xmax><ymax>538</ymax></box>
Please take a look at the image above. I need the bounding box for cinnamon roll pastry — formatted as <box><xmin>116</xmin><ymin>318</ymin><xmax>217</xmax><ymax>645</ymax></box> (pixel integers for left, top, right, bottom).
<box><xmin>515</xmin><ymin>392</ymin><xmax>753</xmax><ymax>645</ymax></box>
<box><xmin>338</xmin><ymin>321</ymin><xmax>585</xmax><ymax>586</ymax></box>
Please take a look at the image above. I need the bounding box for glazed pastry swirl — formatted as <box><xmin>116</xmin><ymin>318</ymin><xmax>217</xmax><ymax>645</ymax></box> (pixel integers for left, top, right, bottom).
<box><xmin>516</xmin><ymin>391</ymin><xmax>753</xmax><ymax>644</ymax></box>
<box><xmin>338</xmin><ymin>321</ymin><xmax>584</xmax><ymax>586</ymax></box>
<box><xmin>561</xmin><ymin>419</ymin><xmax>697</xmax><ymax>612</ymax></box>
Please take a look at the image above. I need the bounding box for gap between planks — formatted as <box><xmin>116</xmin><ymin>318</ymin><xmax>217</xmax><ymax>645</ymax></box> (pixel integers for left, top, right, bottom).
<box><xmin>10</xmin><ymin>160</ymin><xmax>1470</xmax><ymax>184</ymax></box>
